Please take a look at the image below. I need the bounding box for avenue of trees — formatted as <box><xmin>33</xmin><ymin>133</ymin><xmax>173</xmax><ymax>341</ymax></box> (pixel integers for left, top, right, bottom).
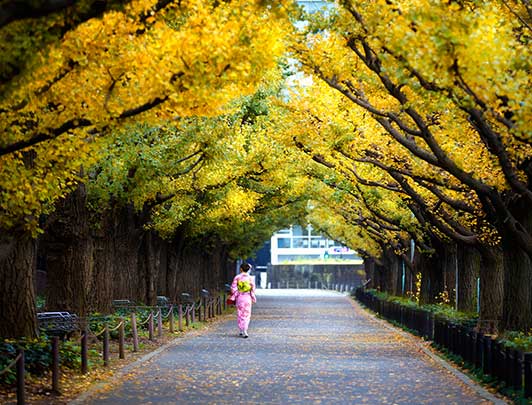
<box><xmin>1</xmin><ymin>0</ymin><xmax>531</xmax><ymax>338</ymax></box>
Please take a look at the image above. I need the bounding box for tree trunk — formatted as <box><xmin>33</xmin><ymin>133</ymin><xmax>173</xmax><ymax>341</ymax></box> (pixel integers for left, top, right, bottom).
<box><xmin>501</xmin><ymin>197</ymin><xmax>532</xmax><ymax>331</ymax></box>
<box><xmin>364</xmin><ymin>258</ymin><xmax>375</xmax><ymax>289</ymax></box>
<box><xmin>112</xmin><ymin>205</ymin><xmax>143</xmax><ymax>302</ymax></box>
<box><xmin>44</xmin><ymin>185</ymin><xmax>94</xmax><ymax>316</ymax></box>
<box><xmin>0</xmin><ymin>231</ymin><xmax>38</xmax><ymax>338</ymax></box>
<box><xmin>89</xmin><ymin>210</ymin><xmax>116</xmax><ymax>313</ymax></box>
<box><xmin>417</xmin><ymin>249</ymin><xmax>435</xmax><ymax>304</ymax></box>
<box><xmin>163</xmin><ymin>233</ymin><xmax>185</xmax><ymax>302</ymax></box>
<box><xmin>502</xmin><ymin>240</ymin><xmax>532</xmax><ymax>331</ymax></box>
<box><xmin>381</xmin><ymin>248</ymin><xmax>399</xmax><ymax>295</ymax></box>
<box><xmin>441</xmin><ymin>243</ymin><xmax>456</xmax><ymax>306</ymax></box>
<box><xmin>138</xmin><ymin>231</ymin><xmax>162</xmax><ymax>305</ymax></box>
<box><xmin>478</xmin><ymin>245</ymin><xmax>504</xmax><ymax>327</ymax></box>
<box><xmin>456</xmin><ymin>244</ymin><xmax>479</xmax><ymax>313</ymax></box>
<box><xmin>374</xmin><ymin>262</ymin><xmax>385</xmax><ymax>292</ymax></box>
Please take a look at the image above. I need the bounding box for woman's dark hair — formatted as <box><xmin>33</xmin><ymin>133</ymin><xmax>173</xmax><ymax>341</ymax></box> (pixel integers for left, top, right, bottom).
<box><xmin>240</xmin><ymin>262</ymin><xmax>251</xmax><ymax>272</ymax></box>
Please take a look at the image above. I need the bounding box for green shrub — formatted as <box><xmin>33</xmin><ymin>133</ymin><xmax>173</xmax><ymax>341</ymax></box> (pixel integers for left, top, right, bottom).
<box><xmin>362</xmin><ymin>289</ymin><xmax>477</xmax><ymax>325</ymax></box>
<box><xmin>499</xmin><ymin>330</ymin><xmax>532</xmax><ymax>352</ymax></box>
<box><xmin>0</xmin><ymin>338</ymin><xmax>53</xmax><ymax>385</ymax></box>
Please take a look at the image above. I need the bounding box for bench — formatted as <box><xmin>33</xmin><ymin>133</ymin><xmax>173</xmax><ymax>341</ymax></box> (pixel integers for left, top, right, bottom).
<box><xmin>180</xmin><ymin>292</ymin><xmax>194</xmax><ymax>304</ymax></box>
<box><xmin>37</xmin><ymin>312</ymin><xmax>78</xmax><ymax>339</ymax></box>
<box><xmin>157</xmin><ymin>295</ymin><xmax>170</xmax><ymax>308</ymax></box>
<box><xmin>112</xmin><ymin>299</ymin><xmax>133</xmax><ymax>308</ymax></box>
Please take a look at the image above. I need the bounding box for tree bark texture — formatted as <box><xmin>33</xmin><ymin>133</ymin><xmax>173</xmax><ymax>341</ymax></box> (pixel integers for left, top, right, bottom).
<box><xmin>501</xmin><ymin>197</ymin><xmax>532</xmax><ymax>331</ymax></box>
<box><xmin>44</xmin><ymin>185</ymin><xmax>94</xmax><ymax>316</ymax></box>
<box><xmin>0</xmin><ymin>231</ymin><xmax>38</xmax><ymax>338</ymax></box>
<box><xmin>456</xmin><ymin>244</ymin><xmax>479</xmax><ymax>313</ymax></box>
<box><xmin>478</xmin><ymin>246</ymin><xmax>504</xmax><ymax>326</ymax></box>
<box><xmin>440</xmin><ymin>243</ymin><xmax>456</xmax><ymax>306</ymax></box>
<box><xmin>502</xmin><ymin>240</ymin><xmax>532</xmax><ymax>331</ymax></box>
<box><xmin>364</xmin><ymin>258</ymin><xmax>375</xmax><ymax>289</ymax></box>
<box><xmin>111</xmin><ymin>205</ymin><xmax>143</xmax><ymax>302</ymax></box>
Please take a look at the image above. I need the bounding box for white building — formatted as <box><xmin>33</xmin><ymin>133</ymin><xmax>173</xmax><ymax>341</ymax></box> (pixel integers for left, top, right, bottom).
<box><xmin>270</xmin><ymin>225</ymin><xmax>362</xmax><ymax>265</ymax></box>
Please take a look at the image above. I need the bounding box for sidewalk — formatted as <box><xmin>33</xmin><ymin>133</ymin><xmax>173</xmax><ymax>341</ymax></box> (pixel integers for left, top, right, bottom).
<box><xmin>76</xmin><ymin>289</ymin><xmax>505</xmax><ymax>404</ymax></box>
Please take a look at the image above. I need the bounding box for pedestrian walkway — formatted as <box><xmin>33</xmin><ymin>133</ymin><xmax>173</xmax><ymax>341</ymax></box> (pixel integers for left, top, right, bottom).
<box><xmin>79</xmin><ymin>290</ymin><xmax>503</xmax><ymax>404</ymax></box>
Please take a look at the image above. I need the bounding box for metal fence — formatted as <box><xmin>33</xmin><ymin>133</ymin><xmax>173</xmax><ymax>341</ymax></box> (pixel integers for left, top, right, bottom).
<box><xmin>355</xmin><ymin>288</ymin><xmax>532</xmax><ymax>399</ymax></box>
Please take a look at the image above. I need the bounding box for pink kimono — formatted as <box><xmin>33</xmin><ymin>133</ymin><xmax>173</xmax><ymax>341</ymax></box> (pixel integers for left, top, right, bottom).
<box><xmin>230</xmin><ymin>273</ymin><xmax>257</xmax><ymax>331</ymax></box>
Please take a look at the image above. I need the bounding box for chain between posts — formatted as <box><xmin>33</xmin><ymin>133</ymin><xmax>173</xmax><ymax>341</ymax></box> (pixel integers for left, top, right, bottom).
<box><xmin>0</xmin><ymin>350</ymin><xmax>25</xmax><ymax>404</ymax></box>
<box><xmin>137</xmin><ymin>312</ymin><xmax>153</xmax><ymax>326</ymax></box>
<box><xmin>107</xmin><ymin>320</ymin><xmax>124</xmax><ymax>332</ymax></box>
<box><xmin>0</xmin><ymin>352</ymin><xmax>22</xmax><ymax>376</ymax></box>
<box><xmin>9</xmin><ymin>290</ymin><xmax>228</xmax><ymax>403</ymax></box>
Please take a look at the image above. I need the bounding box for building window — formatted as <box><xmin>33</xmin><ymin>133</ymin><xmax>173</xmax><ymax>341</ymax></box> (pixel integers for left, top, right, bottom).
<box><xmin>278</xmin><ymin>238</ymin><xmax>291</xmax><ymax>248</ymax></box>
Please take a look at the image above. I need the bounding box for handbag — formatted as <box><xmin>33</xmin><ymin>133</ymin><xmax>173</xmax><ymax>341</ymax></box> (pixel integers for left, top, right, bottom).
<box><xmin>226</xmin><ymin>296</ymin><xmax>236</xmax><ymax>306</ymax></box>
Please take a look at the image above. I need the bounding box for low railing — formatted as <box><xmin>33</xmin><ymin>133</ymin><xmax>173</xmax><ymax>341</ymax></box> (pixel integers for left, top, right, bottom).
<box><xmin>355</xmin><ymin>288</ymin><xmax>532</xmax><ymax>399</ymax></box>
<box><xmin>0</xmin><ymin>290</ymin><xmax>228</xmax><ymax>405</ymax></box>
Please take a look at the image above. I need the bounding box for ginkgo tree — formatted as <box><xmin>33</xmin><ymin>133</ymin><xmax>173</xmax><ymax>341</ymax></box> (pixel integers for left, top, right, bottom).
<box><xmin>0</xmin><ymin>0</ymin><xmax>295</xmax><ymax>337</ymax></box>
<box><xmin>0</xmin><ymin>0</ymin><xmax>292</xmax><ymax>234</ymax></box>
<box><xmin>291</xmin><ymin>0</ymin><xmax>532</xmax><ymax>330</ymax></box>
<box><xmin>28</xmin><ymin>82</ymin><xmax>314</xmax><ymax>336</ymax></box>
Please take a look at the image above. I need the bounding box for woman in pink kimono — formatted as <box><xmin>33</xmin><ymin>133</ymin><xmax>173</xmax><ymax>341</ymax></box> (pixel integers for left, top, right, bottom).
<box><xmin>230</xmin><ymin>262</ymin><xmax>256</xmax><ymax>338</ymax></box>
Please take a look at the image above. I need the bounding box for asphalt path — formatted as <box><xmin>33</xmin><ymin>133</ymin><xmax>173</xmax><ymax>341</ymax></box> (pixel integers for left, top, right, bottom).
<box><xmin>79</xmin><ymin>289</ymin><xmax>501</xmax><ymax>404</ymax></box>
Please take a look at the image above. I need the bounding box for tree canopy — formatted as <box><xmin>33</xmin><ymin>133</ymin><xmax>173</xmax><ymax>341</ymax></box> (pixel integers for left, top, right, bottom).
<box><xmin>0</xmin><ymin>0</ymin><xmax>293</xmax><ymax>235</ymax></box>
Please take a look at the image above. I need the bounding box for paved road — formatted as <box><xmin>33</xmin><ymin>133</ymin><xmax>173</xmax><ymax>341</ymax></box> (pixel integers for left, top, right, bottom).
<box><xmin>81</xmin><ymin>290</ymin><xmax>500</xmax><ymax>404</ymax></box>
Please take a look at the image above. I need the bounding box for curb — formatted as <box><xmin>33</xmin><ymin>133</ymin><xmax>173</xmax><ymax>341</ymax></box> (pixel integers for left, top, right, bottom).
<box><xmin>349</xmin><ymin>298</ymin><xmax>508</xmax><ymax>405</ymax></box>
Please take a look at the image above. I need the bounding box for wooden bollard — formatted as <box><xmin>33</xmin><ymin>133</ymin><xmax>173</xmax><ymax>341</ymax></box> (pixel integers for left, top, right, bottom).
<box><xmin>51</xmin><ymin>336</ymin><xmax>60</xmax><ymax>394</ymax></box>
<box><xmin>81</xmin><ymin>330</ymin><xmax>88</xmax><ymax>374</ymax></box>
<box><xmin>131</xmin><ymin>312</ymin><xmax>139</xmax><ymax>352</ymax></box>
<box><xmin>157</xmin><ymin>309</ymin><xmax>163</xmax><ymax>338</ymax></box>
<box><xmin>199</xmin><ymin>299</ymin><xmax>204</xmax><ymax>322</ymax></box>
<box><xmin>169</xmin><ymin>306</ymin><xmax>175</xmax><ymax>333</ymax></box>
<box><xmin>148</xmin><ymin>312</ymin><xmax>154</xmax><ymax>341</ymax></box>
<box><xmin>118</xmin><ymin>319</ymin><xmax>125</xmax><ymax>359</ymax></box>
<box><xmin>103</xmin><ymin>324</ymin><xmax>110</xmax><ymax>367</ymax></box>
<box><xmin>185</xmin><ymin>305</ymin><xmax>191</xmax><ymax>327</ymax></box>
<box><xmin>178</xmin><ymin>305</ymin><xmax>183</xmax><ymax>331</ymax></box>
<box><xmin>16</xmin><ymin>348</ymin><xmax>25</xmax><ymax>405</ymax></box>
<box><xmin>191</xmin><ymin>303</ymin><xmax>196</xmax><ymax>324</ymax></box>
